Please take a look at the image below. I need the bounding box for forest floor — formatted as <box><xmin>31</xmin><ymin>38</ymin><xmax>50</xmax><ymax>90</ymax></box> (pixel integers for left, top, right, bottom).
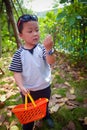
<box><xmin>0</xmin><ymin>52</ymin><xmax>87</xmax><ymax>130</ymax></box>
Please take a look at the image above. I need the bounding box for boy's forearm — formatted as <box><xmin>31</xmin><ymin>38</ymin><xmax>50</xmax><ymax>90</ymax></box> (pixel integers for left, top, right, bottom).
<box><xmin>45</xmin><ymin>53</ymin><xmax>56</xmax><ymax>65</ymax></box>
<box><xmin>14</xmin><ymin>72</ymin><xmax>28</xmax><ymax>95</ymax></box>
<box><xmin>14</xmin><ymin>72</ymin><xmax>24</xmax><ymax>89</ymax></box>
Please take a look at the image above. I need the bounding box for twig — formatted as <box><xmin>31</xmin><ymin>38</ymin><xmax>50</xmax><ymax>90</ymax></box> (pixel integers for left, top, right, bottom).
<box><xmin>0</xmin><ymin>68</ymin><xmax>4</xmax><ymax>75</ymax></box>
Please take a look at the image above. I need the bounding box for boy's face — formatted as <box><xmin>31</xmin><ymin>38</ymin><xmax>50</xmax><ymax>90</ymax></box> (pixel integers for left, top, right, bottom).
<box><xmin>19</xmin><ymin>21</ymin><xmax>40</xmax><ymax>47</ymax></box>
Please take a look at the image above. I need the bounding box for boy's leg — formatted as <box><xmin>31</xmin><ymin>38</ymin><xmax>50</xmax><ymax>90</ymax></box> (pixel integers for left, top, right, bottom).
<box><xmin>30</xmin><ymin>86</ymin><xmax>51</xmax><ymax>118</ymax></box>
<box><xmin>22</xmin><ymin>122</ymin><xmax>34</xmax><ymax>130</ymax></box>
<box><xmin>30</xmin><ymin>86</ymin><xmax>54</xmax><ymax>128</ymax></box>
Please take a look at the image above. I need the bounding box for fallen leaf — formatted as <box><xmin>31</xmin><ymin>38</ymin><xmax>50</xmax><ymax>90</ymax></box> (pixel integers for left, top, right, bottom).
<box><xmin>66</xmin><ymin>105</ymin><xmax>77</xmax><ymax>110</ymax></box>
<box><xmin>67</xmin><ymin>121</ymin><xmax>76</xmax><ymax>130</ymax></box>
<box><xmin>0</xmin><ymin>115</ymin><xmax>5</xmax><ymax>126</ymax></box>
<box><xmin>70</xmin><ymin>88</ymin><xmax>75</xmax><ymax>94</ymax></box>
<box><xmin>50</xmin><ymin>104</ymin><xmax>60</xmax><ymax>113</ymax></box>
<box><xmin>0</xmin><ymin>95</ymin><xmax>6</xmax><ymax>102</ymax></box>
<box><xmin>64</xmin><ymin>81</ymin><xmax>71</xmax><ymax>87</ymax></box>
<box><xmin>3</xmin><ymin>121</ymin><xmax>10</xmax><ymax>129</ymax></box>
<box><xmin>34</xmin><ymin>120</ymin><xmax>43</xmax><ymax>128</ymax></box>
<box><xmin>7</xmin><ymin>110</ymin><xmax>12</xmax><ymax>117</ymax></box>
<box><xmin>66</xmin><ymin>92</ymin><xmax>76</xmax><ymax>100</ymax></box>
<box><xmin>62</xmin><ymin>121</ymin><xmax>76</xmax><ymax>130</ymax></box>
<box><xmin>57</xmin><ymin>97</ymin><xmax>68</xmax><ymax>103</ymax></box>
<box><xmin>83</xmin><ymin>104</ymin><xmax>87</xmax><ymax>108</ymax></box>
<box><xmin>59</xmin><ymin>102</ymin><xmax>65</xmax><ymax>107</ymax></box>
<box><xmin>10</xmin><ymin>120</ymin><xmax>18</xmax><ymax>127</ymax></box>
<box><xmin>66</xmin><ymin>100</ymin><xmax>79</xmax><ymax>106</ymax></box>
<box><xmin>7</xmin><ymin>105</ymin><xmax>16</xmax><ymax>110</ymax></box>
<box><xmin>49</xmin><ymin>98</ymin><xmax>57</xmax><ymax>107</ymax></box>
<box><xmin>54</xmin><ymin>83</ymin><xmax>59</xmax><ymax>88</ymax></box>
<box><xmin>66</xmin><ymin>101</ymin><xmax>77</xmax><ymax>106</ymax></box>
<box><xmin>84</xmin><ymin>98</ymin><xmax>87</xmax><ymax>103</ymax></box>
<box><xmin>10</xmin><ymin>125</ymin><xmax>19</xmax><ymax>130</ymax></box>
<box><xmin>52</xmin><ymin>94</ymin><xmax>62</xmax><ymax>99</ymax></box>
<box><xmin>84</xmin><ymin>117</ymin><xmax>87</xmax><ymax>125</ymax></box>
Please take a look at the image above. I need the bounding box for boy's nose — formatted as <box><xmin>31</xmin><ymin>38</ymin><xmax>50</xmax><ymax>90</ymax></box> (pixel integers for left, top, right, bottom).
<box><xmin>34</xmin><ymin>32</ymin><xmax>37</xmax><ymax>35</ymax></box>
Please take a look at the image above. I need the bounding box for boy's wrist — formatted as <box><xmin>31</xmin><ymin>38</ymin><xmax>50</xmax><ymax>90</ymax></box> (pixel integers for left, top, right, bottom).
<box><xmin>46</xmin><ymin>48</ymin><xmax>54</xmax><ymax>55</ymax></box>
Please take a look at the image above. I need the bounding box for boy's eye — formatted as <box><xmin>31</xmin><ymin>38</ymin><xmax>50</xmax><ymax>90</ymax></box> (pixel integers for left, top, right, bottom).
<box><xmin>28</xmin><ymin>30</ymin><xmax>32</xmax><ymax>33</ymax></box>
<box><xmin>36</xmin><ymin>29</ymin><xmax>39</xmax><ymax>32</ymax></box>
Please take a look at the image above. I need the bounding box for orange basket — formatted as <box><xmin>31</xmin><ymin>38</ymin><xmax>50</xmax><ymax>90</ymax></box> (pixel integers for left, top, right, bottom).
<box><xmin>12</xmin><ymin>93</ymin><xmax>48</xmax><ymax>124</ymax></box>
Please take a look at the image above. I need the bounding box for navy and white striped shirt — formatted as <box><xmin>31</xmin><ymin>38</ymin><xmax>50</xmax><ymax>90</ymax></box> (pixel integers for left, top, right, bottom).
<box><xmin>9</xmin><ymin>44</ymin><xmax>51</xmax><ymax>91</ymax></box>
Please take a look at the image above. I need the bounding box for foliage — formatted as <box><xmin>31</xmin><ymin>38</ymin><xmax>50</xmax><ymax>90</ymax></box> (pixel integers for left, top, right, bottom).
<box><xmin>39</xmin><ymin>11</ymin><xmax>57</xmax><ymax>44</ymax></box>
<box><xmin>40</xmin><ymin>2</ymin><xmax>87</xmax><ymax>68</ymax></box>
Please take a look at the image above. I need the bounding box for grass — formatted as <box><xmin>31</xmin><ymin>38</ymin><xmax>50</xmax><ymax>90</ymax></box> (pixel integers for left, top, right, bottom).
<box><xmin>69</xmin><ymin>79</ymin><xmax>87</xmax><ymax>103</ymax></box>
<box><xmin>5</xmin><ymin>93</ymin><xmax>22</xmax><ymax>106</ymax></box>
<box><xmin>0</xmin><ymin>52</ymin><xmax>87</xmax><ymax>130</ymax></box>
<box><xmin>52</xmin><ymin>88</ymin><xmax>67</xmax><ymax>97</ymax></box>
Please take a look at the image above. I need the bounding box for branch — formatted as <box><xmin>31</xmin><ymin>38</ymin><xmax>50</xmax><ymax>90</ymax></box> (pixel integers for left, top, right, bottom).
<box><xmin>11</xmin><ymin>0</ymin><xmax>19</xmax><ymax>18</ymax></box>
<box><xmin>3</xmin><ymin>0</ymin><xmax>22</xmax><ymax>48</ymax></box>
<box><xmin>0</xmin><ymin>68</ymin><xmax>4</xmax><ymax>75</ymax></box>
<box><xmin>16</xmin><ymin>0</ymin><xmax>24</xmax><ymax>15</ymax></box>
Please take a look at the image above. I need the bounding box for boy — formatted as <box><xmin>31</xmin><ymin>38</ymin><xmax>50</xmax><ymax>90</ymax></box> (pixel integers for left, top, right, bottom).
<box><xmin>9</xmin><ymin>14</ymin><xmax>55</xmax><ymax>130</ymax></box>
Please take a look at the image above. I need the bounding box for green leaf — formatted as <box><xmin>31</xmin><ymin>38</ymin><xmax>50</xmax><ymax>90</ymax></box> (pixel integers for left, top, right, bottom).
<box><xmin>56</xmin><ymin>11</ymin><xmax>66</xmax><ymax>21</ymax></box>
<box><xmin>67</xmin><ymin>16</ymin><xmax>76</xmax><ymax>26</ymax></box>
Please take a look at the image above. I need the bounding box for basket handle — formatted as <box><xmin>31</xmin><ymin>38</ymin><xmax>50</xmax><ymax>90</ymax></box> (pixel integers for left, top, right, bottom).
<box><xmin>25</xmin><ymin>93</ymin><xmax>36</xmax><ymax>110</ymax></box>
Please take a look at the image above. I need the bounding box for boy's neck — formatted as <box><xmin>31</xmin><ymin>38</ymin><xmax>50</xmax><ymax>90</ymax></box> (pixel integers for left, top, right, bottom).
<box><xmin>24</xmin><ymin>44</ymin><xmax>36</xmax><ymax>49</ymax></box>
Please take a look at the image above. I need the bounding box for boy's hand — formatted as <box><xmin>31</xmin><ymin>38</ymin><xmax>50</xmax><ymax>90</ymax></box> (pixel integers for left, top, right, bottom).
<box><xmin>43</xmin><ymin>34</ymin><xmax>54</xmax><ymax>51</ymax></box>
<box><xmin>20</xmin><ymin>86</ymin><xmax>29</xmax><ymax>95</ymax></box>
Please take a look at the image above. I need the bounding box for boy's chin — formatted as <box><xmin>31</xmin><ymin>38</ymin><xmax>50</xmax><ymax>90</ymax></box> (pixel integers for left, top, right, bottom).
<box><xmin>32</xmin><ymin>41</ymin><xmax>38</xmax><ymax>45</ymax></box>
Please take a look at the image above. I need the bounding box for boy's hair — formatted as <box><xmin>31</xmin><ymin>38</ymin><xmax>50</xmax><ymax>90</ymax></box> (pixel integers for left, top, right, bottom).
<box><xmin>17</xmin><ymin>14</ymin><xmax>38</xmax><ymax>33</ymax></box>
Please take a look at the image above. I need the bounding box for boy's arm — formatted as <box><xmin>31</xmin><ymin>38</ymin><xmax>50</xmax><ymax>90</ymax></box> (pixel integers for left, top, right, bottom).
<box><xmin>14</xmin><ymin>72</ymin><xmax>28</xmax><ymax>95</ymax></box>
<box><xmin>45</xmin><ymin>50</ymin><xmax>55</xmax><ymax>65</ymax></box>
<box><xmin>43</xmin><ymin>35</ymin><xmax>56</xmax><ymax>65</ymax></box>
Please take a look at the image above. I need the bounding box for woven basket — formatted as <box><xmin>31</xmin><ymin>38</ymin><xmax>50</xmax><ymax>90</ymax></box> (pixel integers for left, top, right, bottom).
<box><xmin>12</xmin><ymin>93</ymin><xmax>48</xmax><ymax>124</ymax></box>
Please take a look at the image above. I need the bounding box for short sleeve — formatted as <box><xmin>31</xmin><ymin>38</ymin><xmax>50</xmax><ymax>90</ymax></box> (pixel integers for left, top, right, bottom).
<box><xmin>9</xmin><ymin>49</ymin><xmax>22</xmax><ymax>72</ymax></box>
<box><xmin>38</xmin><ymin>44</ymin><xmax>46</xmax><ymax>58</ymax></box>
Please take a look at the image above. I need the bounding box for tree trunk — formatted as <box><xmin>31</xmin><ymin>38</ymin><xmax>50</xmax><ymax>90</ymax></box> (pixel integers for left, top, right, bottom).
<box><xmin>0</xmin><ymin>19</ymin><xmax>2</xmax><ymax>58</ymax></box>
<box><xmin>3</xmin><ymin>0</ymin><xmax>21</xmax><ymax>48</ymax></box>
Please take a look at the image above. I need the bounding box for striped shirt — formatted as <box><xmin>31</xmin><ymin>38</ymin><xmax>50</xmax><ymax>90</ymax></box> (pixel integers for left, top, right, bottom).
<box><xmin>9</xmin><ymin>44</ymin><xmax>51</xmax><ymax>91</ymax></box>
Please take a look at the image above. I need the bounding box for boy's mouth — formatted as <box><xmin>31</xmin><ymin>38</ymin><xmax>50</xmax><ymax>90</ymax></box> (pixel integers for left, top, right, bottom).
<box><xmin>33</xmin><ymin>38</ymin><xmax>38</xmax><ymax>41</ymax></box>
